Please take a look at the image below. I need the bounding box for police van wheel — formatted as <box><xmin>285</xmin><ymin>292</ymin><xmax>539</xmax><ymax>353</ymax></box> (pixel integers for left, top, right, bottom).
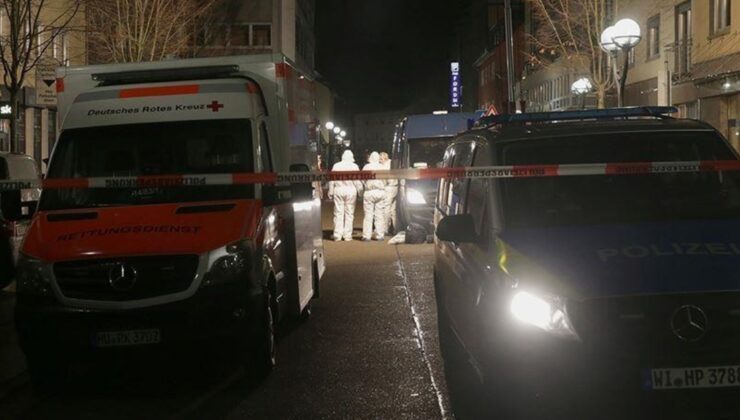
<box><xmin>245</xmin><ymin>288</ymin><xmax>276</xmax><ymax>381</ymax></box>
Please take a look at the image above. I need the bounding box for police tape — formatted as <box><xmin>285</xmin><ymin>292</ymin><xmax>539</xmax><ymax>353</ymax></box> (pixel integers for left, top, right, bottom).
<box><xmin>4</xmin><ymin>160</ymin><xmax>740</xmax><ymax>191</ymax></box>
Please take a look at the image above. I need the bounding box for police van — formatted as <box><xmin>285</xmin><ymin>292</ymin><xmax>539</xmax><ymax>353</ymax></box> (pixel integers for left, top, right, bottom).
<box><xmin>433</xmin><ymin>107</ymin><xmax>740</xmax><ymax>418</ymax></box>
<box><xmin>14</xmin><ymin>54</ymin><xmax>325</xmax><ymax>386</ymax></box>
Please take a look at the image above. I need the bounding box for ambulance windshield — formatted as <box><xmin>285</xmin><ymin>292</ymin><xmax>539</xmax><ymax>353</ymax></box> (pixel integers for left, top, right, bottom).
<box><xmin>40</xmin><ymin>119</ymin><xmax>254</xmax><ymax>210</ymax></box>
<box><xmin>499</xmin><ymin>131</ymin><xmax>740</xmax><ymax>228</ymax></box>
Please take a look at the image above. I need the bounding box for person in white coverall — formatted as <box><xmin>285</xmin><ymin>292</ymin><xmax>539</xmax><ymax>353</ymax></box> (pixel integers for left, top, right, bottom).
<box><xmin>328</xmin><ymin>150</ymin><xmax>362</xmax><ymax>241</ymax></box>
<box><xmin>362</xmin><ymin>152</ymin><xmax>388</xmax><ymax>241</ymax></box>
<box><xmin>379</xmin><ymin>152</ymin><xmax>398</xmax><ymax>235</ymax></box>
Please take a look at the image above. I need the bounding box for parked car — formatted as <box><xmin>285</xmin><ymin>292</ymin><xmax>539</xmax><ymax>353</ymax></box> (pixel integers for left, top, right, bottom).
<box><xmin>0</xmin><ymin>153</ymin><xmax>40</xmax><ymax>290</ymax></box>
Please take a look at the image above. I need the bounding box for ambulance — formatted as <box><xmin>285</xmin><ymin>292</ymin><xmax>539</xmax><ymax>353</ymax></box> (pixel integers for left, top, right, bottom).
<box><xmin>14</xmin><ymin>54</ymin><xmax>325</xmax><ymax>386</ymax></box>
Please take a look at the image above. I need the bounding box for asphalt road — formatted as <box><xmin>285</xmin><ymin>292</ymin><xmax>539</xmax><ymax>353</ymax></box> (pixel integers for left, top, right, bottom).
<box><xmin>0</xmin><ymin>211</ymin><xmax>451</xmax><ymax>419</ymax></box>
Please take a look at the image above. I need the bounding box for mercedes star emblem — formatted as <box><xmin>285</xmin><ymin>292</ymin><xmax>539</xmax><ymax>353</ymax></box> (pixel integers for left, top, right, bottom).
<box><xmin>108</xmin><ymin>262</ymin><xmax>138</xmax><ymax>292</ymax></box>
<box><xmin>670</xmin><ymin>305</ymin><xmax>709</xmax><ymax>342</ymax></box>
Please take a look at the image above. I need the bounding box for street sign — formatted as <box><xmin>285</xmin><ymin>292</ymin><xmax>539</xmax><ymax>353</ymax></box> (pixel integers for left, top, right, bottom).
<box><xmin>450</xmin><ymin>62</ymin><xmax>461</xmax><ymax>108</ymax></box>
<box><xmin>35</xmin><ymin>60</ymin><xmax>58</xmax><ymax>106</ymax></box>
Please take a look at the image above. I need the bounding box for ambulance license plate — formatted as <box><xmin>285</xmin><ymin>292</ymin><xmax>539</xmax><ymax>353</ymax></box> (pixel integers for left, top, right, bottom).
<box><xmin>645</xmin><ymin>366</ymin><xmax>740</xmax><ymax>390</ymax></box>
<box><xmin>95</xmin><ymin>329</ymin><xmax>161</xmax><ymax>348</ymax></box>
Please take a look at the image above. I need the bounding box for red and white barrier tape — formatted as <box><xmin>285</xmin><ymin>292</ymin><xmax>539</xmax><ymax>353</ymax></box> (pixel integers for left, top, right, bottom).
<box><xmin>4</xmin><ymin>160</ymin><xmax>740</xmax><ymax>191</ymax></box>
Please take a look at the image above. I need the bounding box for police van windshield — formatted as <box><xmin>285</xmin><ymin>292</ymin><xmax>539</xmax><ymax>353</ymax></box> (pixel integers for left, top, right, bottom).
<box><xmin>40</xmin><ymin>119</ymin><xmax>254</xmax><ymax>211</ymax></box>
<box><xmin>407</xmin><ymin>137</ymin><xmax>451</xmax><ymax>168</ymax></box>
<box><xmin>499</xmin><ymin>131</ymin><xmax>740</xmax><ymax>228</ymax></box>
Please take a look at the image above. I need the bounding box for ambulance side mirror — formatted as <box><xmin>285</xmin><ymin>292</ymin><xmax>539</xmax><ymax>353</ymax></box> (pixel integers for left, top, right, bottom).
<box><xmin>289</xmin><ymin>163</ymin><xmax>313</xmax><ymax>201</ymax></box>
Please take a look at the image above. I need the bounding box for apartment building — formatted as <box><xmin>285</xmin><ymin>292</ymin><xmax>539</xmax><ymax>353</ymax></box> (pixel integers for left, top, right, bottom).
<box><xmin>621</xmin><ymin>0</ymin><xmax>740</xmax><ymax>149</ymax></box>
<box><xmin>200</xmin><ymin>0</ymin><xmax>316</xmax><ymax>73</ymax></box>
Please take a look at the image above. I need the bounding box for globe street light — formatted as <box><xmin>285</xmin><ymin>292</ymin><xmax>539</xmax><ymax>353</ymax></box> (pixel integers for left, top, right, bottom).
<box><xmin>343</xmin><ymin>139</ymin><xmax>351</xmax><ymax>148</ymax></box>
<box><xmin>600</xmin><ymin>18</ymin><xmax>642</xmax><ymax>107</ymax></box>
<box><xmin>325</xmin><ymin>121</ymin><xmax>335</xmax><ymax>130</ymax></box>
<box><xmin>571</xmin><ymin>78</ymin><xmax>592</xmax><ymax>109</ymax></box>
<box><xmin>340</xmin><ymin>130</ymin><xmax>347</xmax><ymax>137</ymax></box>
<box><xmin>333</xmin><ymin>126</ymin><xmax>341</xmax><ymax>134</ymax></box>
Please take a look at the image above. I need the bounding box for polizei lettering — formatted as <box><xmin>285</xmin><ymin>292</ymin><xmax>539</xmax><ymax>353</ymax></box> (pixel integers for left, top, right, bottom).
<box><xmin>57</xmin><ymin>225</ymin><xmax>203</xmax><ymax>241</ymax></box>
<box><xmin>597</xmin><ymin>243</ymin><xmax>740</xmax><ymax>262</ymax></box>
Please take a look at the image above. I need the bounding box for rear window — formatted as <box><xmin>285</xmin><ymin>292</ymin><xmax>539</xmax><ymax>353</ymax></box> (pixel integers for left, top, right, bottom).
<box><xmin>407</xmin><ymin>137</ymin><xmax>452</xmax><ymax>168</ymax></box>
<box><xmin>40</xmin><ymin>119</ymin><xmax>254</xmax><ymax>211</ymax></box>
<box><xmin>499</xmin><ymin>131</ymin><xmax>740</xmax><ymax>228</ymax></box>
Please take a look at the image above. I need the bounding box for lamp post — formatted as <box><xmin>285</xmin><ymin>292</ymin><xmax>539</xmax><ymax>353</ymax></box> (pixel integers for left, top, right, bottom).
<box><xmin>571</xmin><ymin>78</ymin><xmax>593</xmax><ymax>109</ymax></box>
<box><xmin>600</xmin><ymin>19</ymin><xmax>641</xmax><ymax>107</ymax></box>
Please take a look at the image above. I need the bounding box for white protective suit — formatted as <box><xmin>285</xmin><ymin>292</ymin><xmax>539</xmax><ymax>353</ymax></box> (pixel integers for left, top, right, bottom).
<box><xmin>328</xmin><ymin>150</ymin><xmax>362</xmax><ymax>241</ymax></box>
<box><xmin>362</xmin><ymin>152</ymin><xmax>388</xmax><ymax>240</ymax></box>
<box><xmin>381</xmin><ymin>159</ymin><xmax>398</xmax><ymax>234</ymax></box>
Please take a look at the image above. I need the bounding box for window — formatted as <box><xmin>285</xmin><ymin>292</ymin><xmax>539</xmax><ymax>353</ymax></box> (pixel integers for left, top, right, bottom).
<box><xmin>711</xmin><ymin>0</ymin><xmax>731</xmax><ymax>34</ymax></box>
<box><xmin>252</xmin><ymin>24</ymin><xmax>271</xmax><ymax>47</ymax></box>
<box><xmin>467</xmin><ymin>142</ymin><xmax>490</xmax><ymax>238</ymax></box>
<box><xmin>229</xmin><ymin>25</ymin><xmax>249</xmax><ymax>46</ymax></box>
<box><xmin>675</xmin><ymin>2</ymin><xmax>692</xmax><ymax>75</ymax></box>
<box><xmin>41</xmin><ymin>119</ymin><xmax>255</xmax><ymax>211</ymax></box>
<box><xmin>647</xmin><ymin>15</ymin><xmax>660</xmax><ymax>59</ymax></box>
<box><xmin>33</xmin><ymin>109</ymin><xmax>41</xmax><ymax>165</ymax></box>
<box><xmin>259</xmin><ymin>122</ymin><xmax>272</xmax><ymax>172</ymax></box>
<box><xmin>447</xmin><ymin>141</ymin><xmax>475</xmax><ymax>216</ymax></box>
<box><xmin>48</xmin><ymin>109</ymin><xmax>57</xmax><ymax>156</ymax></box>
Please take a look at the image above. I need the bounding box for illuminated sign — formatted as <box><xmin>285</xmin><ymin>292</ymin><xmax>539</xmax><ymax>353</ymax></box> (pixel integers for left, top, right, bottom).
<box><xmin>0</xmin><ymin>105</ymin><xmax>11</xmax><ymax>115</ymax></box>
<box><xmin>450</xmin><ymin>62</ymin><xmax>461</xmax><ymax>108</ymax></box>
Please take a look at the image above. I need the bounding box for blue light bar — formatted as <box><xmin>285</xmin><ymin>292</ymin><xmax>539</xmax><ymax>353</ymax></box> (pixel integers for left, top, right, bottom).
<box><xmin>476</xmin><ymin>106</ymin><xmax>679</xmax><ymax>128</ymax></box>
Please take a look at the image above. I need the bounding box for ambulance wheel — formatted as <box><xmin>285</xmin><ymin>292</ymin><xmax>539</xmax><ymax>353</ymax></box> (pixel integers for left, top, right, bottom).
<box><xmin>245</xmin><ymin>288</ymin><xmax>276</xmax><ymax>381</ymax></box>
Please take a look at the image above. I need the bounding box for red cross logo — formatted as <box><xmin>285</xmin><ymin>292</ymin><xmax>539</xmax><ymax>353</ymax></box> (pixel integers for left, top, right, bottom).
<box><xmin>207</xmin><ymin>101</ymin><xmax>224</xmax><ymax>112</ymax></box>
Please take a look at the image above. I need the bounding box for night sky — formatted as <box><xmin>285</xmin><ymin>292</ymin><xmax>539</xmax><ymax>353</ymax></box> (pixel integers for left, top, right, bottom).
<box><xmin>315</xmin><ymin>0</ymin><xmax>461</xmax><ymax>117</ymax></box>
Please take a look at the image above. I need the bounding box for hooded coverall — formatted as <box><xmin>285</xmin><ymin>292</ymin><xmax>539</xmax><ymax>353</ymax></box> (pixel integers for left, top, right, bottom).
<box><xmin>362</xmin><ymin>152</ymin><xmax>388</xmax><ymax>240</ymax></box>
<box><xmin>328</xmin><ymin>150</ymin><xmax>362</xmax><ymax>241</ymax></box>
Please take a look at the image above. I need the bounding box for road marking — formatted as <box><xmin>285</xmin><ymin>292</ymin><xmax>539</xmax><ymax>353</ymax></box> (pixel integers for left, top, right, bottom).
<box><xmin>394</xmin><ymin>246</ymin><xmax>450</xmax><ymax>420</ymax></box>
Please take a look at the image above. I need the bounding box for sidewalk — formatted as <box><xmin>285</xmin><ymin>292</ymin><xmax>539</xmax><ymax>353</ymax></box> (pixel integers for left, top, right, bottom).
<box><xmin>0</xmin><ymin>287</ymin><xmax>26</xmax><ymax>393</ymax></box>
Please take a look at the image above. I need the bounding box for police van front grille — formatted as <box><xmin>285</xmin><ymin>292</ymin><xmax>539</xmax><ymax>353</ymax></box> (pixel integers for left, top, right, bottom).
<box><xmin>54</xmin><ymin>255</ymin><xmax>199</xmax><ymax>301</ymax></box>
<box><xmin>568</xmin><ymin>293</ymin><xmax>740</xmax><ymax>365</ymax></box>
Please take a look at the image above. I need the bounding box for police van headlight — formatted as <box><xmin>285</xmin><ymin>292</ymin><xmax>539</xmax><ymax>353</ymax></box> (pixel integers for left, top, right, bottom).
<box><xmin>510</xmin><ymin>291</ymin><xmax>579</xmax><ymax>340</ymax></box>
<box><xmin>202</xmin><ymin>240</ymin><xmax>251</xmax><ymax>287</ymax></box>
<box><xmin>406</xmin><ymin>188</ymin><xmax>426</xmax><ymax>205</ymax></box>
<box><xmin>16</xmin><ymin>254</ymin><xmax>53</xmax><ymax>296</ymax></box>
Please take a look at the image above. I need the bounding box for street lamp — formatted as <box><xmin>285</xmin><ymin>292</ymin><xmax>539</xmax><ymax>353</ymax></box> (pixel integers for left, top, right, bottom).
<box><xmin>325</xmin><ymin>121</ymin><xmax>335</xmax><ymax>130</ymax></box>
<box><xmin>343</xmin><ymin>139</ymin><xmax>351</xmax><ymax>148</ymax></box>
<box><xmin>600</xmin><ymin>18</ymin><xmax>641</xmax><ymax>107</ymax></box>
<box><xmin>333</xmin><ymin>126</ymin><xmax>341</xmax><ymax>135</ymax></box>
<box><xmin>571</xmin><ymin>78</ymin><xmax>592</xmax><ymax>109</ymax></box>
<box><xmin>340</xmin><ymin>130</ymin><xmax>347</xmax><ymax>137</ymax></box>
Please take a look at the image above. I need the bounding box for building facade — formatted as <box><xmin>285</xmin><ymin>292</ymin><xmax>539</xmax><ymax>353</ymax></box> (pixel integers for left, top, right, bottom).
<box><xmin>473</xmin><ymin>0</ymin><xmax>525</xmax><ymax>113</ymax></box>
<box><xmin>622</xmin><ymin>0</ymin><xmax>740</xmax><ymax>150</ymax></box>
<box><xmin>0</xmin><ymin>1</ymin><xmax>85</xmax><ymax>169</ymax></box>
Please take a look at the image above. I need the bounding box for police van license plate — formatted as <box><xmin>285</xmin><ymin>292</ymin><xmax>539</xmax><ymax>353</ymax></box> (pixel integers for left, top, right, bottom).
<box><xmin>95</xmin><ymin>329</ymin><xmax>161</xmax><ymax>347</ymax></box>
<box><xmin>646</xmin><ymin>366</ymin><xmax>740</xmax><ymax>390</ymax></box>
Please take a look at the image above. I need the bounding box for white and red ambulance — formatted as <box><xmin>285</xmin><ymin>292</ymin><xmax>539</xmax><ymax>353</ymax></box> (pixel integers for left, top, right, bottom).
<box><xmin>14</xmin><ymin>54</ymin><xmax>325</xmax><ymax>386</ymax></box>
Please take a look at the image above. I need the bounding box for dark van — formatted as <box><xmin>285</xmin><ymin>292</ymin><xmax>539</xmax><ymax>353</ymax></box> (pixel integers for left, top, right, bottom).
<box><xmin>391</xmin><ymin>111</ymin><xmax>482</xmax><ymax>237</ymax></box>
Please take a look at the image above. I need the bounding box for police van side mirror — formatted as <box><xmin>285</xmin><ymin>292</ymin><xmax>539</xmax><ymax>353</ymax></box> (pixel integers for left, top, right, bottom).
<box><xmin>436</xmin><ymin>214</ymin><xmax>478</xmax><ymax>243</ymax></box>
<box><xmin>289</xmin><ymin>163</ymin><xmax>313</xmax><ymax>202</ymax></box>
